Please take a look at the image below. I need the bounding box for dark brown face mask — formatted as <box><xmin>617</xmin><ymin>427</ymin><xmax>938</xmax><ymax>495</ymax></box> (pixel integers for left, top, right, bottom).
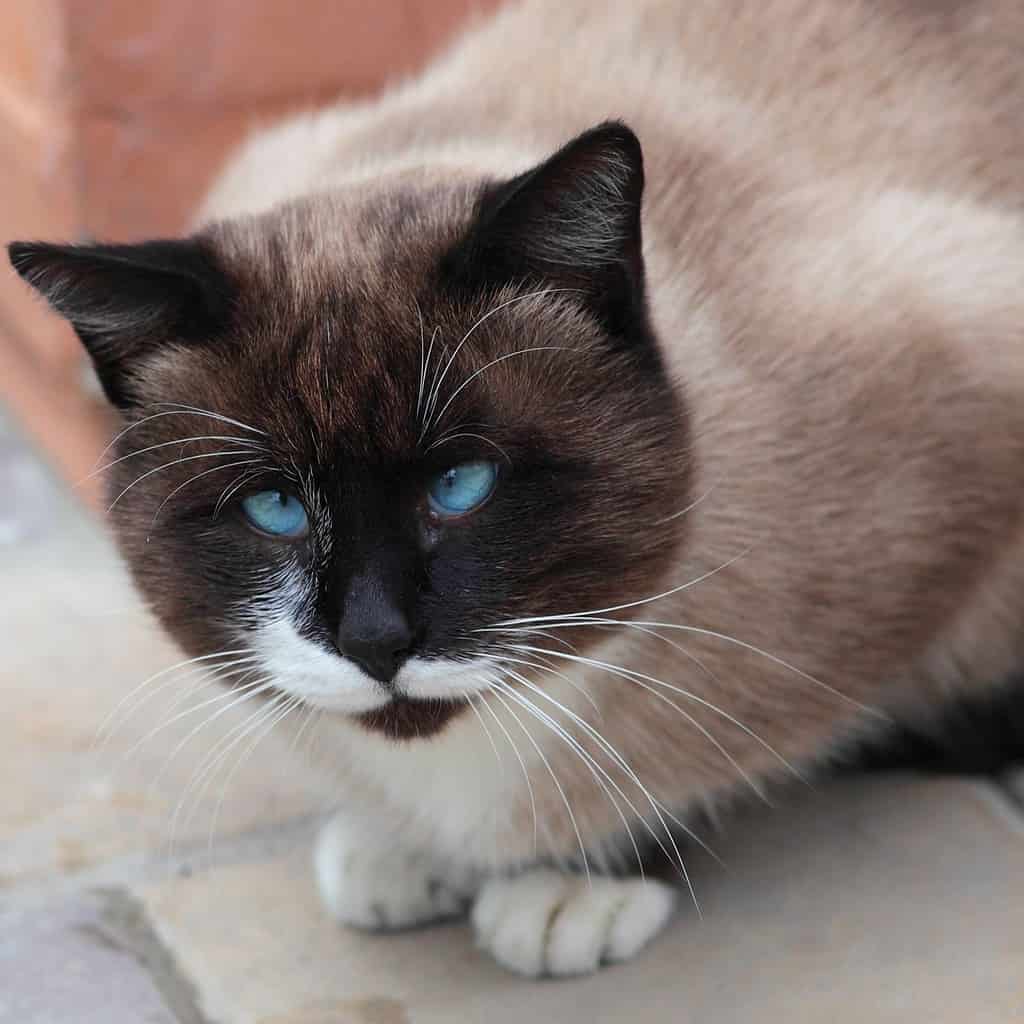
<box><xmin>7</xmin><ymin>122</ymin><xmax>689</xmax><ymax>741</ymax></box>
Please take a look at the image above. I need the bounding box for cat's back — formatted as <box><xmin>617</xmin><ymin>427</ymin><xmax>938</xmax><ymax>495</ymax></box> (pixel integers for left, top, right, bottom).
<box><xmin>465</xmin><ymin>0</ymin><xmax>1024</xmax><ymax>381</ymax></box>
<box><xmin>447</xmin><ymin>0</ymin><xmax>1024</xmax><ymax>203</ymax></box>
<box><xmin>202</xmin><ymin>0</ymin><xmax>1024</xmax><ymax>224</ymax></box>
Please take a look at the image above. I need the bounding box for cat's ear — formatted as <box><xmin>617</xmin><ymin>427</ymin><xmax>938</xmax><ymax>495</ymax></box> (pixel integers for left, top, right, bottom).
<box><xmin>446</xmin><ymin>121</ymin><xmax>648</xmax><ymax>340</ymax></box>
<box><xmin>7</xmin><ymin>238</ymin><xmax>234</xmax><ymax>408</ymax></box>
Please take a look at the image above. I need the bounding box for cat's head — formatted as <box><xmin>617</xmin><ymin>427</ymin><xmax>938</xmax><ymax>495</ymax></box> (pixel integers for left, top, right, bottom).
<box><xmin>9</xmin><ymin>122</ymin><xmax>689</xmax><ymax>740</ymax></box>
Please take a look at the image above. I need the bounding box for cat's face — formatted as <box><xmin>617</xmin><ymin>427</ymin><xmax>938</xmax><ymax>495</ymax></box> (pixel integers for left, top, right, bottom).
<box><xmin>10</xmin><ymin>123</ymin><xmax>688</xmax><ymax>740</ymax></box>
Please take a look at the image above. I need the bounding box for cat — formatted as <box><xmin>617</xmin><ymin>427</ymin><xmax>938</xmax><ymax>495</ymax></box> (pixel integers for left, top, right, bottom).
<box><xmin>9</xmin><ymin>0</ymin><xmax>1024</xmax><ymax>978</ymax></box>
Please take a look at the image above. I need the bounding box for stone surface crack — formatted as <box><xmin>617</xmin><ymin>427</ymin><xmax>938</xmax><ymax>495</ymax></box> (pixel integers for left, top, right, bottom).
<box><xmin>91</xmin><ymin>886</ymin><xmax>213</xmax><ymax>1024</ymax></box>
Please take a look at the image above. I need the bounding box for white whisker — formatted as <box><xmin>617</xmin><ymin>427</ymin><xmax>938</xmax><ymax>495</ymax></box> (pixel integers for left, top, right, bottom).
<box><xmin>165</xmin><ymin>686</ymin><xmax>285</xmax><ymax>857</ymax></box>
<box><xmin>87</xmin><ymin>434</ymin><xmax>265</xmax><ymax>481</ymax></box>
<box><xmin>108</xmin><ymin>658</ymin><xmax>265</xmax><ymax>750</ymax></box>
<box><xmin>506</xmin><ymin>643</ymin><xmax>774</xmax><ymax>801</ymax></box>
<box><xmin>505</xmin><ymin>618</ymin><xmax>880</xmax><ymax>721</ymax></box>
<box><xmin>421</xmin><ymin>287</ymin><xmax>580</xmax><ymax>438</ymax></box>
<box><xmin>125</xmin><ymin>676</ymin><xmax>276</xmax><ymax>766</ymax></box>
<box><xmin>466</xmin><ymin>691</ymin><xmax>503</xmax><ymax>865</ymax></box>
<box><xmin>426</xmin><ymin>432</ymin><xmax>512</xmax><ymax>464</ymax></box>
<box><xmin>287</xmin><ymin>701</ymin><xmax>322</xmax><ymax>758</ymax></box>
<box><xmin>474</xmin><ymin>684</ymin><xmax>538</xmax><ymax>854</ymax></box>
<box><xmin>492</xmin><ymin>619</ymin><xmax>722</xmax><ymax>723</ymax></box>
<box><xmin>487</xmin><ymin>684</ymin><xmax>591</xmax><ymax>881</ymax></box>
<box><xmin>414</xmin><ymin>298</ymin><xmax>428</xmax><ymax>421</ymax></box>
<box><xmin>626</xmin><ymin>622</ymin><xmax>886</xmax><ymax>720</ymax></box>
<box><xmin>202</xmin><ymin>692</ymin><xmax>302</xmax><ymax>854</ymax></box>
<box><xmin>466</xmin><ymin>692</ymin><xmax>504</xmax><ymax>768</ymax></box>
<box><xmin>498</xmin><ymin>667</ymin><xmax>718</xmax><ymax>866</ymax></box>
<box><xmin>427</xmin><ymin>345</ymin><xmax>576</xmax><ymax>438</ymax></box>
<box><xmin>653</xmin><ymin>481</ymin><xmax>719</xmax><ymax>525</ymax></box>
<box><xmin>475</xmin><ymin>648</ymin><xmax>601</xmax><ymax>717</ymax></box>
<box><xmin>213</xmin><ymin>465</ymin><xmax>270</xmax><ymax>519</ymax></box>
<box><xmin>173</xmin><ymin>686</ymin><xmax>282</xmax><ymax>823</ymax></box>
<box><xmin>152</xmin><ymin>403</ymin><xmax>267</xmax><ymax>436</ymax></box>
<box><xmin>494</xmin><ymin>678</ymin><xmax>646</xmax><ymax>880</ymax></box>
<box><xmin>92</xmin><ymin>404</ymin><xmax>267</xmax><ymax>473</ymax></box>
<box><xmin>420</xmin><ymin>335</ymin><xmax>449</xmax><ymax>434</ymax></box>
<box><xmin>489</xmin><ymin>547</ymin><xmax>751</xmax><ymax>626</ymax></box>
<box><xmin>149</xmin><ymin>458</ymin><xmax>263</xmax><ymax>530</ymax></box>
<box><xmin>93</xmin><ymin>649</ymin><xmax>255</xmax><ymax>749</ymax></box>
<box><xmin>107</xmin><ymin>450</ymin><xmax>264</xmax><ymax>513</ymax></box>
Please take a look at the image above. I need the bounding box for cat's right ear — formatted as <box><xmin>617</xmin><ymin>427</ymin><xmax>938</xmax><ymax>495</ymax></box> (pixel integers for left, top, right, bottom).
<box><xmin>443</xmin><ymin>121</ymin><xmax>649</xmax><ymax>344</ymax></box>
<box><xmin>7</xmin><ymin>238</ymin><xmax>234</xmax><ymax>409</ymax></box>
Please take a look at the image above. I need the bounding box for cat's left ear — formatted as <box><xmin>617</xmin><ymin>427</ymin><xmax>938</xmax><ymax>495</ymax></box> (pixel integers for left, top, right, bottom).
<box><xmin>7</xmin><ymin>237</ymin><xmax>233</xmax><ymax>409</ymax></box>
<box><xmin>445</xmin><ymin>121</ymin><xmax>650</xmax><ymax>343</ymax></box>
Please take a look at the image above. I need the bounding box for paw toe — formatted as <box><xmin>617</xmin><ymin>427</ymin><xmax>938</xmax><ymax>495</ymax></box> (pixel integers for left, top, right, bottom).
<box><xmin>472</xmin><ymin>870</ymin><xmax>567</xmax><ymax>976</ymax></box>
<box><xmin>604</xmin><ymin>879</ymin><xmax>677</xmax><ymax>962</ymax></box>
<box><xmin>473</xmin><ymin>870</ymin><xmax>677</xmax><ymax>978</ymax></box>
<box><xmin>545</xmin><ymin>881</ymin><xmax>623</xmax><ymax>976</ymax></box>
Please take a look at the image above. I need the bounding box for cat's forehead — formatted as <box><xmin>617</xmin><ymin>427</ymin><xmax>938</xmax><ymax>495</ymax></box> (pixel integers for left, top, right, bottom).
<box><xmin>216</xmin><ymin>184</ymin><xmax>475</xmax><ymax>294</ymax></box>
<box><xmin>183</xmin><ymin>192</ymin><xmax>585</xmax><ymax>464</ymax></box>
<box><xmin>201</xmin><ymin>194</ymin><xmax>456</xmax><ymax>446</ymax></box>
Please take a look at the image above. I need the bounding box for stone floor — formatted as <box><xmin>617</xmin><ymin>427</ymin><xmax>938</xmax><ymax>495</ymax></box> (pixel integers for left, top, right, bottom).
<box><xmin>2</xmin><ymin>412</ymin><xmax>1023</xmax><ymax>1023</ymax></box>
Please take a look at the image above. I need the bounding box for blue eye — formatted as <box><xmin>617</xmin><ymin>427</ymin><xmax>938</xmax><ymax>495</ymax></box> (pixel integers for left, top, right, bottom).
<box><xmin>240</xmin><ymin>490</ymin><xmax>309</xmax><ymax>538</ymax></box>
<box><xmin>427</xmin><ymin>460</ymin><xmax>498</xmax><ymax>517</ymax></box>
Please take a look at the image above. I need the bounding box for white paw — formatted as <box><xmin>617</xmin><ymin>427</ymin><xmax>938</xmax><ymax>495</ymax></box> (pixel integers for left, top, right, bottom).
<box><xmin>315</xmin><ymin>814</ymin><xmax>474</xmax><ymax>930</ymax></box>
<box><xmin>471</xmin><ymin>869</ymin><xmax>676</xmax><ymax>977</ymax></box>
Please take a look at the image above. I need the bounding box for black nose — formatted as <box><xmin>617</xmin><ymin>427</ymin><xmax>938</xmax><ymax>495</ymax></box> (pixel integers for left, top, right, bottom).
<box><xmin>337</xmin><ymin>615</ymin><xmax>413</xmax><ymax>684</ymax></box>
<box><xmin>336</xmin><ymin>560</ymin><xmax>416</xmax><ymax>685</ymax></box>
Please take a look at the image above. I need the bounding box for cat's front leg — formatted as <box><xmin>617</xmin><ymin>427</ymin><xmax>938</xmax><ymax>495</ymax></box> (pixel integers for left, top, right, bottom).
<box><xmin>472</xmin><ymin>869</ymin><xmax>677</xmax><ymax>977</ymax></box>
<box><xmin>315</xmin><ymin>812</ymin><xmax>477</xmax><ymax>930</ymax></box>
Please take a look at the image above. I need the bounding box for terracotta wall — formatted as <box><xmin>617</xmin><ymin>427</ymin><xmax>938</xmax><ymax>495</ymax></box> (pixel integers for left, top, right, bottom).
<box><xmin>0</xmin><ymin>0</ymin><xmax>498</xmax><ymax>506</ymax></box>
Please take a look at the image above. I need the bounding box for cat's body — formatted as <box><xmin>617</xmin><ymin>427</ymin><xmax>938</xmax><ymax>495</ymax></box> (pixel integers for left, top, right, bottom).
<box><xmin>11</xmin><ymin>0</ymin><xmax>1024</xmax><ymax>977</ymax></box>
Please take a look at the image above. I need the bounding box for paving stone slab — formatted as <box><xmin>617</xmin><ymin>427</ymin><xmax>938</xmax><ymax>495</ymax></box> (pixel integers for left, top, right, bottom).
<box><xmin>0</xmin><ymin>894</ymin><xmax>181</xmax><ymax>1024</ymax></box>
<box><xmin>0</xmin><ymin>521</ymin><xmax>325</xmax><ymax>891</ymax></box>
<box><xmin>138</xmin><ymin>777</ymin><xmax>1024</xmax><ymax>1024</ymax></box>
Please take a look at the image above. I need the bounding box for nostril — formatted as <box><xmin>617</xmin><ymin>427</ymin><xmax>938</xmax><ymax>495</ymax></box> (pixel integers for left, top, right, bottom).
<box><xmin>388</xmin><ymin>642</ymin><xmax>412</xmax><ymax>662</ymax></box>
<box><xmin>336</xmin><ymin>631</ymin><xmax>412</xmax><ymax>685</ymax></box>
<box><xmin>335</xmin><ymin>583</ymin><xmax>415</xmax><ymax>685</ymax></box>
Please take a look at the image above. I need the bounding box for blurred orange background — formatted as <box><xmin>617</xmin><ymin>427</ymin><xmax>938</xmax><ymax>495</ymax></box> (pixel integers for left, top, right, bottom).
<box><xmin>0</xmin><ymin>0</ymin><xmax>498</xmax><ymax>508</ymax></box>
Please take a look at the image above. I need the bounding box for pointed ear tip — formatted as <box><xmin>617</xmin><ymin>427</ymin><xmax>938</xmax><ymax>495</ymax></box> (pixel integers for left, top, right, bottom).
<box><xmin>590</xmin><ymin>120</ymin><xmax>642</xmax><ymax>154</ymax></box>
<box><xmin>595</xmin><ymin>119</ymin><xmax>639</xmax><ymax>139</ymax></box>
<box><xmin>572</xmin><ymin>122</ymin><xmax>643</xmax><ymax>186</ymax></box>
<box><xmin>7</xmin><ymin>241</ymin><xmax>52</xmax><ymax>280</ymax></box>
<box><xmin>7</xmin><ymin>240</ymin><xmax>31</xmax><ymax>269</ymax></box>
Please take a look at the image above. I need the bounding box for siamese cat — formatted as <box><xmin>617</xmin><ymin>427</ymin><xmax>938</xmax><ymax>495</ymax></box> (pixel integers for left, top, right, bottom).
<box><xmin>10</xmin><ymin>0</ymin><xmax>1024</xmax><ymax>977</ymax></box>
